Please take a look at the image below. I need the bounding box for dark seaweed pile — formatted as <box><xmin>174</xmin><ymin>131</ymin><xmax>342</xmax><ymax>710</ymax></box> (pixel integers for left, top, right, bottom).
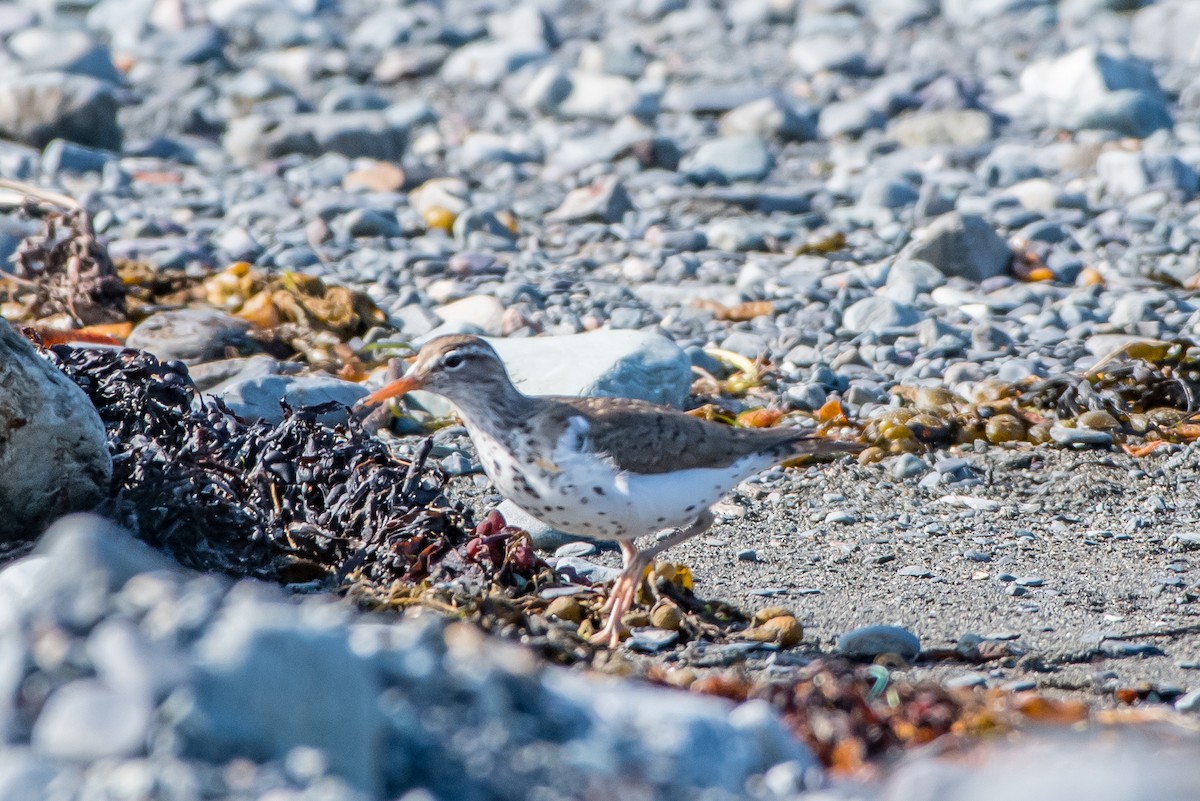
<box><xmin>43</xmin><ymin>343</ymin><xmax>474</xmax><ymax>586</ymax></box>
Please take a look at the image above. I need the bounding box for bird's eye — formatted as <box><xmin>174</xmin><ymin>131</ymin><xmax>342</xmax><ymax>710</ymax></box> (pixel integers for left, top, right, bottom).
<box><xmin>443</xmin><ymin>353</ymin><xmax>465</xmax><ymax>369</ymax></box>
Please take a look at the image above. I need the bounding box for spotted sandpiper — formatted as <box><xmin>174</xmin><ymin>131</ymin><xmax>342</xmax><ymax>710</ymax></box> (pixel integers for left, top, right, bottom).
<box><xmin>361</xmin><ymin>334</ymin><xmax>858</xmax><ymax>647</ymax></box>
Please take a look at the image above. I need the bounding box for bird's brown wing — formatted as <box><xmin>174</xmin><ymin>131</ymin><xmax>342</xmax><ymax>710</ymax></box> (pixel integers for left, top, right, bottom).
<box><xmin>545</xmin><ymin>396</ymin><xmax>815</xmax><ymax>474</ymax></box>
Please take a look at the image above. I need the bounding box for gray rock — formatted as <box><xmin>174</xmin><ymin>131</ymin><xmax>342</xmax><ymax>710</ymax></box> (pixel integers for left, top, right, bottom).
<box><xmin>818</xmin><ymin>98</ymin><xmax>886</xmax><ymax>139</ymax></box>
<box><xmin>1050</xmin><ymin>424</ymin><xmax>1113</xmax><ymax>447</ymax></box>
<box><xmin>190</xmin><ymin>355</ymin><xmax>299</xmax><ymax>392</ymax></box>
<box><xmin>89</xmin><ymin>618</ymin><xmax>191</xmax><ymax>701</ymax></box>
<box><xmin>719</xmin><ymin>96</ymin><xmax>816</xmax><ymax>142</ymax></box>
<box><xmin>552</xmin><ymin>555</ymin><xmax>622</xmax><ymax>583</ymax></box>
<box><xmin>885</xmin><ymin>258</ymin><xmax>946</xmax><ymax>302</ymax></box>
<box><xmin>0</xmin><ymin>323</ymin><xmax>111</xmax><ymax>542</ymax></box>
<box><xmin>0</xmin><ymin>73</ymin><xmax>121</xmax><ymax>150</ymax></box>
<box><xmin>546</xmin><ymin>176</ymin><xmax>635</xmax><ymax>224</ymax></box>
<box><xmin>887</xmin><ymin>109</ymin><xmax>994</xmax><ymax>148</ymax></box>
<box><xmin>542</xmin><ymin>670</ymin><xmax>819</xmax><ymax>791</ymax></box>
<box><xmin>1096</xmin><ymin>151</ymin><xmax>1198</xmax><ymax>198</ymax></box>
<box><xmin>31</xmin><ymin>679</ymin><xmax>153</xmax><ymax>760</ymax></box>
<box><xmin>486</xmin><ymin>330</ymin><xmax>693</xmax><ymax>408</ymax></box>
<box><xmin>177</xmin><ymin>590</ymin><xmax>387</xmax><ymax>796</ymax></box>
<box><xmin>341</xmin><ymin>208</ymin><xmax>403</xmax><ymax>238</ymax></box>
<box><xmin>684</xmin><ymin>136</ymin><xmax>772</xmax><ymax>184</ymax></box>
<box><xmin>1175</xmin><ymin>688</ymin><xmax>1200</xmax><ymax>712</ymax></box>
<box><xmin>891</xmin><ymin>453</ymin><xmax>928</xmax><ymax>479</ymax></box>
<box><xmin>1018</xmin><ymin>46</ymin><xmax>1170</xmax><ymax>138</ymax></box>
<box><xmin>223</xmin><ymin>112</ymin><xmax>408</xmax><ymax>166</ymax></box>
<box><xmin>8</xmin><ymin>28</ymin><xmax>121</xmax><ymax>84</ymax></box>
<box><xmin>440</xmin><ymin>39</ymin><xmax>549</xmax><ymax>87</ymax></box>
<box><xmin>40</xmin><ymin>138</ymin><xmax>115</xmax><ymax>175</ymax></box>
<box><xmin>842</xmin><ymin>297</ymin><xmax>921</xmax><ymax>333</ymax></box>
<box><xmin>859</xmin><ymin>177</ymin><xmax>920</xmax><ymax>210</ymax></box>
<box><xmin>30</xmin><ymin>515</ymin><xmax>175</xmax><ymax>627</ymax></box>
<box><xmin>524</xmin><ymin>67</ymin><xmax>651</xmax><ymax>120</ymax></box>
<box><xmin>836</xmin><ymin>625</ymin><xmax>921</xmax><ymax>661</ymax></box>
<box><xmin>126</xmin><ymin>309</ymin><xmax>253</xmax><ymax>365</ymax></box>
<box><xmin>1131</xmin><ymin>1</ymin><xmax>1200</xmax><ymax>66</ymax></box>
<box><xmin>0</xmin><ymin>749</ymin><xmax>78</xmax><ymax>800</ymax></box>
<box><xmin>901</xmin><ymin>212</ymin><xmax>1011</xmax><ymax>282</ymax></box>
<box><xmin>213</xmin><ymin>374</ymin><xmax>368</xmax><ymax>425</ymax></box>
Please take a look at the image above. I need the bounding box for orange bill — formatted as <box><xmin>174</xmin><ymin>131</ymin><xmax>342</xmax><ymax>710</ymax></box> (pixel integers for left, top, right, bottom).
<box><xmin>360</xmin><ymin>375</ymin><xmax>423</xmax><ymax>407</ymax></box>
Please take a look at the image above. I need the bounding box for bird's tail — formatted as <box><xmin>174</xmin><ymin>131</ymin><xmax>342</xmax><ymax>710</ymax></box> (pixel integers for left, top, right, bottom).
<box><xmin>778</xmin><ymin>432</ymin><xmax>864</xmax><ymax>464</ymax></box>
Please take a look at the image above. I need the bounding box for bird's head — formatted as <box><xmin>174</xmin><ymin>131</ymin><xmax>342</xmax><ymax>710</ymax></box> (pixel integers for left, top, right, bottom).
<box><xmin>359</xmin><ymin>334</ymin><xmax>514</xmax><ymax>409</ymax></box>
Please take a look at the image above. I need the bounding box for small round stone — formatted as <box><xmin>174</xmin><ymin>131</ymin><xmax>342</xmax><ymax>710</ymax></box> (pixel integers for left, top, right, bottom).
<box><xmin>546</xmin><ymin>596</ymin><xmax>583</xmax><ymax>623</ymax></box>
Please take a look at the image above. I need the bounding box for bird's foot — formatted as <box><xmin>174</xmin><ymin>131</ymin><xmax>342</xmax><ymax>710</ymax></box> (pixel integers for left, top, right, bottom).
<box><xmin>590</xmin><ymin>568</ymin><xmax>642</xmax><ymax>648</ymax></box>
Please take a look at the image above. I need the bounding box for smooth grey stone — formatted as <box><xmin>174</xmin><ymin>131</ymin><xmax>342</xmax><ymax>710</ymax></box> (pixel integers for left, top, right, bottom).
<box><xmin>1096</xmin><ymin>151</ymin><xmax>1198</xmax><ymax>198</ymax></box>
<box><xmin>842</xmin><ymin>297</ymin><xmax>921</xmax><ymax>334</ymax></box>
<box><xmin>859</xmin><ymin>177</ymin><xmax>919</xmax><ymax>210</ymax></box>
<box><xmin>785</xmin><ymin>383</ymin><xmax>828</xmax><ymax>411</ymax></box>
<box><xmin>88</xmin><ymin>618</ymin><xmax>190</xmax><ymax>701</ymax></box>
<box><xmin>836</xmin><ymin>625</ymin><xmax>921</xmax><ymax>661</ymax></box>
<box><xmin>0</xmin><ymin>72</ymin><xmax>121</xmax><ymax>150</ymax></box>
<box><xmin>1175</xmin><ymin>688</ymin><xmax>1200</xmax><ymax>712</ymax></box>
<box><xmin>902</xmin><ymin>212</ymin><xmax>1010</xmax><ymax>282</ymax></box>
<box><xmin>223</xmin><ymin>111</ymin><xmax>408</xmax><ymax>166</ymax></box>
<box><xmin>178</xmin><ymin>592</ymin><xmax>387</xmax><ymax>796</ymax></box>
<box><xmin>0</xmin><ymin>325</ymin><xmax>111</xmax><ymax>542</ymax></box>
<box><xmin>552</xmin><ymin>555</ymin><xmax>622</xmax><ymax>583</ymax></box>
<box><xmin>898</xmin><ymin>565</ymin><xmax>933</xmax><ymax>578</ymax></box>
<box><xmin>524</xmin><ymin>67</ymin><xmax>650</xmax><ymax>120</ymax></box>
<box><xmin>890</xmin><ymin>453</ymin><xmax>928</xmax><ymax>479</ymax></box>
<box><xmin>1050</xmin><ymin>424</ymin><xmax>1113</xmax><ymax>447</ymax></box>
<box><xmin>684</xmin><ymin>136</ymin><xmax>772</xmax><ymax>184</ymax></box>
<box><xmin>1132</xmin><ymin>1</ymin><xmax>1200</xmax><ymax>67</ymax></box>
<box><xmin>554</xmin><ymin>542</ymin><xmax>597</xmax><ymax>558</ymax></box>
<box><xmin>817</xmin><ymin>99</ymin><xmax>886</xmax><ymax>139</ymax></box>
<box><xmin>8</xmin><ymin>29</ymin><xmax>121</xmax><ymax>84</ymax></box>
<box><xmin>946</xmin><ymin>673</ymin><xmax>988</xmax><ymax>689</ymax></box>
<box><xmin>213</xmin><ymin>374</ymin><xmax>368</xmax><ymax>426</ymax></box>
<box><xmin>31</xmin><ymin>515</ymin><xmax>174</xmax><ymax>628</ymax></box>
<box><xmin>625</xmin><ymin>628</ymin><xmax>679</xmax><ymax>653</ymax></box>
<box><xmin>39</xmin><ymin>138</ymin><xmax>114</xmax><ymax>175</ymax></box>
<box><xmin>0</xmin><ymin>749</ymin><xmax>77</xmax><ymax>800</ymax></box>
<box><xmin>1019</xmin><ymin>45</ymin><xmax>1170</xmax><ymax>137</ymax></box>
<box><xmin>546</xmin><ymin>176</ymin><xmax>635</xmax><ymax>223</ymax></box>
<box><xmin>788</xmin><ymin>32</ymin><xmax>868</xmax><ymax>76</ymax></box>
<box><xmin>542</xmin><ymin>671</ymin><xmax>819</xmax><ymax>790</ymax></box>
<box><xmin>191</xmin><ymin>355</ymin><xmax>298</xmax><ymax>392</ymax></box>
<box><xmin>439</xmin><ymin>452</ymin><xmax>476</xmax><ymax>476</ymax></box>
<box><xmin>31</xmin><ymin>679</ymin><xmax>153</xmax><ymax>760</ymax></box>
<box><xmin>486</xmin><ymin>330</ymin><xmax>692</xmax><ymax>408</ymax></box>
<box><xmin>342</xmin><ymin>208</ymin><xmax>402</xmax><ymax>238</ymax></box>
<box><xmin>885</xmin><ymin>258</ymin><xmax>946</xmax><ymax>302</ymax></box>
<box><xmin>888</xmin><ymin>109</ymin><xmax>994</xmax><ymax>148</ymax></box>
<box><xmin>705</xmin><ymin>218</ymin><xmax>771</xmax><ymax>251</ymax></box>
<box><xmin>719</xmin><ymin>95</ymin><xmax>815</xmax><ymax>142</ymax></box>
<box><xmin>661</xmin><ymin>83</ymin><xmax>772</xmax><ymax>114</ymax></box>
<box><xmin>127</xmin><ymin>309</ymin><xmax>253</xmax><ymax>365</ymax></box>
<box><xmin>439</xmin><ymin>39</ymin><xmax>549</xmax><ymax>87</ymax></box>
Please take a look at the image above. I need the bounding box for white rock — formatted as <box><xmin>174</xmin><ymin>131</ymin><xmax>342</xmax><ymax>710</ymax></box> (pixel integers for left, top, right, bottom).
<box><xmin>0</xmin><ymin>323</ymin><xmax>111</xmax><ymax>542</ymax></box>
<box><xmin>485</xmin><ymin>330</ymin><xmax>692</xmax><ymax>408</ymax></box>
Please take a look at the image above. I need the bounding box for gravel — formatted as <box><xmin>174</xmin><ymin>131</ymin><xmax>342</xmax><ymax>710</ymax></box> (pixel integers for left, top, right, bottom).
<box><xmin>4</xmin><ymin>0</ymin><xmax>1200</xmax><ymax>796</ymax></box>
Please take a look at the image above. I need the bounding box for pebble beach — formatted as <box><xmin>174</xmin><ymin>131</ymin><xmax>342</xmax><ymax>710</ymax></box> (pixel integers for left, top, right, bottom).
<box><xmin>3</xmin><ymin>0</ymin><xmax>1200</xmax><ymax>798</ymax></box>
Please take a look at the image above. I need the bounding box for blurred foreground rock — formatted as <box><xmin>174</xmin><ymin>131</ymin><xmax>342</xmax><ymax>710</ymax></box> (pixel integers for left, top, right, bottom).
<box><xmin>0</xmin><ymin>324</ymin><xmax>111</xmax><ymax>543</ymax></box>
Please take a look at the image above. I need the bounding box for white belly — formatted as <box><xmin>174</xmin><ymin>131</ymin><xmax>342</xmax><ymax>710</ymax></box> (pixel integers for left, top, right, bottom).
<box><xmin>469</xmin><ymin>422</ymin><xmax>770</xmax><ymax>541</ymax></box>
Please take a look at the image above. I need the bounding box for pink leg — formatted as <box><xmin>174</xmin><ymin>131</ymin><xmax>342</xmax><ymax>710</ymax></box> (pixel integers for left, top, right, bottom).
<box><xmin>590</xmin><ymin>512</ymin><xmax>715</xmax><ymax>648</ymax></box>
<box><xmin>591</xmin><ymin>541</ymin><xmax>643</xmax><ymax>648</ymax></box>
